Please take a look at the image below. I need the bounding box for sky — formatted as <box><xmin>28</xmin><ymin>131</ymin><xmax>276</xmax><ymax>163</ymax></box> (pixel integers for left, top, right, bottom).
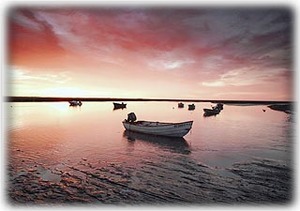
<box><xmin>7</xmin><ymin>7</ymin><xmax>293</xmax><ymax>100</ymax></box>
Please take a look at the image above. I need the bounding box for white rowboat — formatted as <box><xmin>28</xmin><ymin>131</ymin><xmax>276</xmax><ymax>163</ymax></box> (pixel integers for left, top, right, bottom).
<box><xmin>122</xmin><ymin>120</ymin><xmax>193</xmax><ymax>138</ymax></box>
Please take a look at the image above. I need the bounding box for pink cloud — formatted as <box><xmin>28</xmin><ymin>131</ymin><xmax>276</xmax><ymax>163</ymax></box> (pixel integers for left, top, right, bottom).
<box><xmin>8</xmin><ymin>7</ymin><xmax>293</xmax><ymax>100</ymax></box>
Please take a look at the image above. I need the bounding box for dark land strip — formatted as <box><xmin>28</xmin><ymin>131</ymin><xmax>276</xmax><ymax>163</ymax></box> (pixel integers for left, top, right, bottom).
<box><xmin>5</xmin><ymin>96</ymin><xmax>293</xmax><ymax>113</ymax></box>
<box><xmin>5</xmin><ymin>96</ymin><xmax>292</xmax><ymax>104</ymax></box>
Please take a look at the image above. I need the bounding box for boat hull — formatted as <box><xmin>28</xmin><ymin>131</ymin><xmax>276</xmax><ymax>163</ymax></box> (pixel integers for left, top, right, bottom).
<box><xmin>69</xmin><ymin>100</ymin><xmax>82</xmax><ymax>106</ymax></box>
<box><xmin>122</xmin><ymin>120</ymin><xmax>193</xmax><ymax>138</ymax></box>
<box><xmin>203</xmin><ymin>108</ymin><xmax>220</xmax><ymax>116</ymax></box>
<box><xmin>188</xmin><ymin>104</ymin><xmax>195</xmax><ymax>110</ymax></box>
<box><xmin>113</xmin><ymin>102</ymin><xmax>126</xmax><ymax>109</ymax></box>
<box><xmin>178</xmin><ymin>103</ymin><xmax>184</xmax><ymax>108</ymax></box>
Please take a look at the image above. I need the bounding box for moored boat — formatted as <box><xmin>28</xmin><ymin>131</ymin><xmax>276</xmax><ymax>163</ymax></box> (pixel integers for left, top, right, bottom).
<box><xmin>188</xmin><ymin>104</ymin><xmax>195</xmax><ymax>110</ymax></box>
<box><xmin>203</xmin><ymin>103</ymin><xmax>223</xmax><ymax>116</ymax></box>
<box><xmin>203</xmin><ymin>108</ymin><xmax>220</xmax><ymax>116</ymax></box>
<box><xmin>122</xmin><ymin>112</ymin><xmax>193</xmax><ymax>138</ymax></box>
<box><xmin>178</xmin><ymin>102</ymin><xmax>184</xmax><ymax>108</ymax></box>
<box><xmin>69</xmin><ymin>100</ymin><xmax>82</xmax><ymax>106</ymax></box>
<box><xmin>113</xmin><ymin>102</ymin><xmax>127</xmax><ymax>109</ymax></box>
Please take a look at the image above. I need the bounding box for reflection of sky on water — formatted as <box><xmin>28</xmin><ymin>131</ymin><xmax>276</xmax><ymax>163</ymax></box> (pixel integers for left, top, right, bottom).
<box><xmin>7</xmin><ymin>102</ymin><xmax>292</xmax><ymax>171</ymax></box>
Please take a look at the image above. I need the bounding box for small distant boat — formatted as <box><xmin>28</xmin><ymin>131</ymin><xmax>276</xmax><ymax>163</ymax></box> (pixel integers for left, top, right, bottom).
<box><xmin>178</xmin><ymin>102</ymin><xmax>184</xmax><ymax>108</ymax></box>
<box><xmin>203</xmin><ymin>108</ymin><xmax>220</xmax><ymax>116</ymax></box>
<box><xmin>113</xmin><ymin>102</ymin><xmax>127</xmax><ymax>110</ymax></box>
<box><xmin>203</xmin><ymin>103</ymin><xmax>223</xmax><ymax>116</ymax></box>
<box><xmin>188</xmin><ymin>104</ymin><xmax>195</xmax><ymax>110</ymax></box>
<box><xmin>122</xmin><ymin>112</ymin><xmax>193</xmax><ymax>138</ymax></box>
<box><xmin>69</xmin><ymin>100</ymin><xmax>82</xmax><ymax>106</ymax></box>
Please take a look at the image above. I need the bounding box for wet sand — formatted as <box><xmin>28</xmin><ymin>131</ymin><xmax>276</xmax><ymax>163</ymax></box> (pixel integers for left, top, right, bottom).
<box><xmin>8</xmin><ymin>154</ymin><xmax>292</xmax><ymax>205</ymax></box>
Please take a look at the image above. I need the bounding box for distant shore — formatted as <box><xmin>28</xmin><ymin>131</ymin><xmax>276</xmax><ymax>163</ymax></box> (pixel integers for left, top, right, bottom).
<box><xmin>5</xmin><ymin>96</ymin><xmax>292</xmax><ymax>105</ymax></box>
<box><xmin>267</xmin><ymin>104</ymin><xmax>292</xmax><ymax>113</ymax></box>
<box><xmin>5</xmin><ymin>96</ymin><xmax>293</xmax><ymax>114</ymax></box>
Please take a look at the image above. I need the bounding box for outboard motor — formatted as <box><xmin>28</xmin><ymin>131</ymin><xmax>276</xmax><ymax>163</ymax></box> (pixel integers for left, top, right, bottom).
<box><xmin>127</xmin><ymin>112</ymin><xmax>137</xmax><ymax>123</ymax></box>
<box><xmin>217</xmin><ymin>103</ymin><xmax>224</xmax><ymax>110</ymax></box>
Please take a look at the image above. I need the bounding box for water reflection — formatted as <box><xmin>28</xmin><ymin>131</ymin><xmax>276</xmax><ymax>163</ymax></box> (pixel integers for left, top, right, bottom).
<box><xmin>123</xmin><ymin>130</ymin><xmax>191</xmax><ymax>154</ymax></box>
<box><xmin>113</xmin><ymin>107</ymin><xmax>127</xmax><ymax>111</ymax></box>
<box><xmin>7</xmin><ymin>102</ymin><xmax>293</xmax><ymax>204</ymax></box>
<box><xmin>203</xmin><ymin>112</ymin><xmax>219</xmax><ymax>117</ymax></box>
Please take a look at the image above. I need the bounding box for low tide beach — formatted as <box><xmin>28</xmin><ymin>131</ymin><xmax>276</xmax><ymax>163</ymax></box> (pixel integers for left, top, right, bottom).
<box><xmin>6</xmin><ymin>6</ymin><xmax>294</xmax><ymax>207</ymax></box>
<box><xmin>6</xmin><ymin>101</ymin><xmax>293</xmax><ymax>205</ymax></box>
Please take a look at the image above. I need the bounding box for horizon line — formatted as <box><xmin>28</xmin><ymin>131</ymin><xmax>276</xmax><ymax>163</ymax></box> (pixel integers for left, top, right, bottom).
<box><xmin>4</xmin><ymin>96</ymin><xmax>293</xmax><ymax>104</ymax></box>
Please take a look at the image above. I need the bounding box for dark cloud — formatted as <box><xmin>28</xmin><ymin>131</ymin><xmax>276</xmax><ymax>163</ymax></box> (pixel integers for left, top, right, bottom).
<box><xmin>10</xmin><ymin>7</ymin><xmax>292</xmax><ymax>65</ymax></box>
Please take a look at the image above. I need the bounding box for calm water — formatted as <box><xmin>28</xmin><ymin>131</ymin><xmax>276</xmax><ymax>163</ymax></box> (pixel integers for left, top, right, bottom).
<box><xmin>6</xmin><ymin>102</ymin><xmax>293</xmax><ymax>205</ymax></box>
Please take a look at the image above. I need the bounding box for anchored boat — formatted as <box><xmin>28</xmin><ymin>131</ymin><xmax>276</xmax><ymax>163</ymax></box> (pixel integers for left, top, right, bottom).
<box><xmin>69</xmin><ymin>100</ymin><xmax>82</xmax><ymax>106</ymax></box>
<box><xmin>203</xmin><ymin>103</ymin><xmax>224</xmax><ymax>116</ymax></box>
<box><xmin>178</xmin><ymin>102</ymin><xmax>184</xmax><ymax>108</ymax></box>
<box><xmin>113</xmin><ymin>102</ymin><xmax>127</xmax><ymax>110</ymax></box>
<box><xmin>122</xmin><ymin>112</ymin><xmax>193</xmax><ymax>138</ymax></box>
<box><xmin>203</xmin><ymin>108</ymin><xmax>220</xmax><ymax>116</ymax></box>
<box><xmin>188</xmin><ymin>104</ymin><xmax>195</xmax><ymax>110</ymax></box>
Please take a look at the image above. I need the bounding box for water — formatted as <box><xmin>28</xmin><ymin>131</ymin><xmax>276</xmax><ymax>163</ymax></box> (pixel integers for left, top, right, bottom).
<box><xmin>6</xmin><ymin>102</ymin><xmax>293</xmax><ymax>205</ymax></box>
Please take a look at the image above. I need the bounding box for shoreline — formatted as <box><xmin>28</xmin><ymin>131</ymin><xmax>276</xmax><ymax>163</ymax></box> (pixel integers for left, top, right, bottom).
<box><xmin>4</xmin><ymin>96</ymin><xmax>293</xmax><ymax>105</ymax></box>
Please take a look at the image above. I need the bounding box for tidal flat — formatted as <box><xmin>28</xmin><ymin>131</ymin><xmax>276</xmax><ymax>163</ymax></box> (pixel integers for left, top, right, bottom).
<box><xmin>6</xmin><ymin>101</ymin><xmax>293</xmax><ymax>205</ymax></box>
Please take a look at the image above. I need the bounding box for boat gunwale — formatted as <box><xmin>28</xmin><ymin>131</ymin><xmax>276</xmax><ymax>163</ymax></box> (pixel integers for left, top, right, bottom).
<box><xmin>122</xmin><ymin>120</ymin><xmax>193</xmax><ymax>127</ymax></box>
<box><xmin>113</xmin><ymin>102</ymin><xmax>126</xmax><ymax>105</ymax></box>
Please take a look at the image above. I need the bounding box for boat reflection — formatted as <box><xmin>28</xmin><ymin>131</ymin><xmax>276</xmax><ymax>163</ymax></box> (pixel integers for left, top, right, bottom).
<box><xmin>203</xmin><ymin>112</ymin><xmax>218</xmax><ymax>117</ymax></box>
<box><xmin>113</xmin><ymin>107</ymin><xmax>126</xmax><ymax>111</ymax></box>
<box><xmin>123</xmin><ymin>130</ymin><xmax>191</xmax><ymax>154</ymax></box>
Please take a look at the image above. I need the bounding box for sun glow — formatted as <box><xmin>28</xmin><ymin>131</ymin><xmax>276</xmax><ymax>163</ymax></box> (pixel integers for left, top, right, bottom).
<box><xmin>39</xmin><ymin>87</ymin><xmax>91</xmax><ymax>98</ymax></box>
<box><xmin>8</xmin><ymin>8</ymin><xmax>292</xmax><ymax>101</ymax></box>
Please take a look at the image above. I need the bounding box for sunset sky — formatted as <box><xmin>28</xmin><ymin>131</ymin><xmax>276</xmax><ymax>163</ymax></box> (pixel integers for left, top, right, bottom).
<box><xmin>8</xmin><ymin>7</ymin><xmax>293</xmax><ymax>100</ymax></box>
